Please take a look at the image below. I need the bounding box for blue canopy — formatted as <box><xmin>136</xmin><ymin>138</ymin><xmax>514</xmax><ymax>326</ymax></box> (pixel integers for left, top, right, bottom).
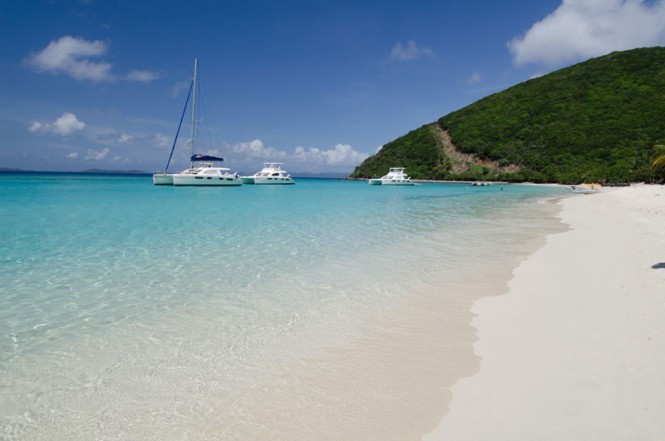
<box><xmin>191</xmin><ymin>154</ymin><xmax>224</xmax><ymax>162</ymax></box>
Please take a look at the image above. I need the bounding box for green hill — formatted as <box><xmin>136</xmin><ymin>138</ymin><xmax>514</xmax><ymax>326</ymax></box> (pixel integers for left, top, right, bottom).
<box><xmin>351</xmin><ymin>47</ymin><xmax>665</xmax><ymax>183</ymax></box>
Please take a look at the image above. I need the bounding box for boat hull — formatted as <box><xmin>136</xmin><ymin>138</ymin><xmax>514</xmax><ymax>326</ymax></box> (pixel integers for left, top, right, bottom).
<box><xmin>369</xmin><ymin>179</ymin><xmax>414</xmax><ymax>186</ymax></box>
<box><xmin>368</xmin><ymin>168</ymin><xmax>414</xmax><ymax>185</ymax></box>
<box><xmin>250</xmin><ymin>176</ymin><xmax>295</xmax><ymax>185</ymax></box>
<box><xmin>381</xmin><ymin>180</ymin><xmax>414</xmax><ymax>186</ymax></box>
<box><xmin>172</xmin><ymin>175</ymin><xmax>242</xmax><ymax>186</ymax></box>
<box><xmin>153</xmin><ymin>173</ymin><xmax>174</xmax><ymax>185</ymax></box>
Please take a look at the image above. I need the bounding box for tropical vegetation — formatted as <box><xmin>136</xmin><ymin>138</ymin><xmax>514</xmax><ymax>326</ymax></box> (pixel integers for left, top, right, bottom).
<box><xmin>351</xmin><ymin>47</ymin><xmax>665</xmax><ymax>183</ymax></box>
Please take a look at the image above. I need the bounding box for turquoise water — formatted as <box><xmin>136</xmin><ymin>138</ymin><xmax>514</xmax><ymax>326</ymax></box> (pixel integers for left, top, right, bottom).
<box><xmin>0</xmin><ymin>173</ymin><xmax>567</xmax><ymax>439</ymax></box>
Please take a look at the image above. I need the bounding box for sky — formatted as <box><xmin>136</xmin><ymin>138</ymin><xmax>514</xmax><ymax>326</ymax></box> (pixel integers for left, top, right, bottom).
<box><xmin>2</xmin><ymin>0</ymin><xmax>665</xmax><ymax>174</ymax></box>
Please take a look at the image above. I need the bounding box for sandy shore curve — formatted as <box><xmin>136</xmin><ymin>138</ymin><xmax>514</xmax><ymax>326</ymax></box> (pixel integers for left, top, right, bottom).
<box><xmin>426</xmin><ymin>184</ymin><xmax>665</xmax><ymax>441</ymax></box>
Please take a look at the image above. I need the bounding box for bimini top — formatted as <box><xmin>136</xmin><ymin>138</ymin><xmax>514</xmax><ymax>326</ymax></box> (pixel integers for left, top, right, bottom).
<box><xmin>191</xmin><ymin>154</ymin><xmax>224</xmax><ymax>162</ymax></box>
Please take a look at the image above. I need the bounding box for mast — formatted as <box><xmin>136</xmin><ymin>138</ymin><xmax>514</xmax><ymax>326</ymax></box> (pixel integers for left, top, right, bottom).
<box><xmin>189</xmin><ymin>57</ymin><xmax>198</xmax><ymax>168</ymax></box>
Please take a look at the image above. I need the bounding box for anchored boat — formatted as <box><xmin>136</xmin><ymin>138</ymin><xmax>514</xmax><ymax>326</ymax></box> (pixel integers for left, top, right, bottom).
<box><xmin>241</xmin><ymin>162</ymin><xmax>295</xmax><ymax>185</ymax></box>
<box><xmin>368</xmin><ymin>168</ymin><xmax>415</xmax><ymax>186</ymax></box>
<box><xmin>154</xmin><ymin>58</ymin><xmax>240</xmax><ymax>186</ymax></box>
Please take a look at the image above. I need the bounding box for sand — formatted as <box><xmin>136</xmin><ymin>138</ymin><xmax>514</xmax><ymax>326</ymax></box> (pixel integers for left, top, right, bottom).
<box><xmin>425</xmin><ymin>184</ymin><xmax>665</xmax><ymax>441</ymax></box>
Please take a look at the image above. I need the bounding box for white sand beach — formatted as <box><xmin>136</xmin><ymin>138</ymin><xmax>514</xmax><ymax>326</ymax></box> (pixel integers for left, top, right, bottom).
<box><xmin>425</xmin><ymin>184</ymin><xmax>665</xmax><ymax>440</ymax></box>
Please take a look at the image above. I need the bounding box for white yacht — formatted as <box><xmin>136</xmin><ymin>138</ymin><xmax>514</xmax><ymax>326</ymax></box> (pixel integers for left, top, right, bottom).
<box><xmin>368</xmin><ymin>167</ymin><xmax>415</xmax><ymax>186</ymax></box>
<box><xmin>172</xmin><ymin>155</ymin><xmax>242</xmax><ymax>186</ymax></box>
<box><xmin>241</xmin><ymin>162</ymin><xmax>295</xmax><ymax>185</ymax></box>
<box><xmin>154</xmin><ymin>58</ymin><xmax>240</xmax><ymax>186</ymax></box>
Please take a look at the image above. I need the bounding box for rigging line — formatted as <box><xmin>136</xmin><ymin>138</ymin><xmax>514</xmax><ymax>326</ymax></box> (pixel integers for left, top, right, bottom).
<box><xmin>164</xmin><ymin>79</ymin><xmax>194</xmax><ymax>172</ymax></box>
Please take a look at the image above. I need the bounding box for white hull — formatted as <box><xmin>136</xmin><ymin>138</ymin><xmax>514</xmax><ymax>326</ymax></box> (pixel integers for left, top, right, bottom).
<box><xmin>152</xmin><ymin>173</ymin><xmax>174</xmax><ymax>185</ymax></box>
<box><xmin>368</xmin><ymin>167</ymin><xmax>414</xmax><ymax>186</ymax></box>
<box><xmin>379</xmin><ymin>179</ymin><xmax>414</xmax><ymax>186</ymax></box>
<box><xmin>241</xmin><ymin>162</ymin><xmax>295</xmax><ymax>185</ymax></box>
<box><xmin>242</xmin><ymin>176</ymin><xmax>295</xmax><ymax>185</ymax></box>
<box><xmin>172</xmin><ymin>174</ymin><xmax>242</xmax><ymax>186</ymax></box>
<box><xmin>153</xmin><ymin>59</ymin><xmax>241</xmax><ymax>189</ymax></box>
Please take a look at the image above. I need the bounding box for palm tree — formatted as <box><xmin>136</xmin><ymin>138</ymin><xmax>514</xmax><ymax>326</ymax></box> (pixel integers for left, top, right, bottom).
<box><xmin>652</xmin><ymin>145</ymin><xmax>665</xmax><ymax>183</ymax></box>
<box><xmin>654</xmin><ymin>144</ymin><xmax>665</xmax><ymax>168</ymax></box>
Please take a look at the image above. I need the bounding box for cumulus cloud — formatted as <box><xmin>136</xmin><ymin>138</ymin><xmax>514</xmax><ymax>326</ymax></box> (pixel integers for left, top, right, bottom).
<box><xmin>390</xmin><ymin>40</ymin><xmax>436</xmax><ymax>61</ymax></box>
<box><xmin>26</xmin><ymin>36</ymin><xmax>115</xmax><ymax>81</ymax></box>
<box><xmin>230</xmin><ymin>139</ymin><xmax>288</xmax><ymax>159</ymax></box>
<box><xmin>29</xmin><ymin>112</ymin><xmax>86</xmax><ymax>136</ymax></box>
<box><xmin>222</xmin><ymin>139</ymin><xmax>368</xmax><ymax>171</ymax></box>
<box><xmin>293</xmin><ymin>143</ymin><xmax>369</xmax><ymax>167</ymax></box>
<box><xmin>66</xmin><ymin>152</ymin><xmax>79</xmax><ymax>159</ymax></box>
<box><xmin>26</xmin><ymin>35</ymin><xmax>159</xmax><ymax>82</ymax></box>
<box><xmin>85</xmin><ymin>147</ymin><xmax>110</xmax><ymax>160</ymax></box>
<box><xmin>509</xmin><ymin>0</ymin><xmax>665</xmax><ymax>67</ymax></box>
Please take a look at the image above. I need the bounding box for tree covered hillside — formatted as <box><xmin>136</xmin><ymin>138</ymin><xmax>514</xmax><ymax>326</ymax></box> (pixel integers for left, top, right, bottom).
<box><xmin>351</xmin><ymin>47</ymin><xmax>665</xmax><ymax>183</ymax></box>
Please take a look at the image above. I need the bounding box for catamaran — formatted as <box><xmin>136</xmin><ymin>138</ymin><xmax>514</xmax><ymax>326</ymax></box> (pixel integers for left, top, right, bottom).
<box><xmin>153</xmin><ymin>58</ymin><xmax>241</xmax><ymax>186</ymax></box>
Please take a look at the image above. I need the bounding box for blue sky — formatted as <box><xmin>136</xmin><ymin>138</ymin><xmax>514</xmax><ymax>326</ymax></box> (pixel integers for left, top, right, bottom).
<box><xmin>2</xmin><ymin>0</ymin><xmax>665</xmax><ymax>174</ymax></box>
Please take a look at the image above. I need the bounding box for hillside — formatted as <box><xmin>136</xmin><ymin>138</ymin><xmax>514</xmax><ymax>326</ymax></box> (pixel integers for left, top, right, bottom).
<box><xmin>351</xmin><ymin>47</ymin><xmax>665</xmax><ymax>183</ymax></box>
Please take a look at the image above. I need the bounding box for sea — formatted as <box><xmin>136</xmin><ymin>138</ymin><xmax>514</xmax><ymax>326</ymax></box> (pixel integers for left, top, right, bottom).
<box><xmin>0</xmin><ymin>172</ymin><xmax>568</xmax><ymax>440</ymax></box>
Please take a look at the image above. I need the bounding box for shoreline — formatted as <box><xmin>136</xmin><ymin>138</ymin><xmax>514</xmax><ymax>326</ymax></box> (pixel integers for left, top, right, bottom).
<box><xmin>425</xmin><ymin>184</ymin><xmax>665</xmax><ymax>440</ymax></box>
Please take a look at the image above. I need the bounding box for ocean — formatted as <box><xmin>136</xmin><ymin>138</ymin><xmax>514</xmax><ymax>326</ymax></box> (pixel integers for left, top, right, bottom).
<box><xmin>0</xmin><ymin>173</ymin><xmax>567</xmax><ymax>440</ymax></box>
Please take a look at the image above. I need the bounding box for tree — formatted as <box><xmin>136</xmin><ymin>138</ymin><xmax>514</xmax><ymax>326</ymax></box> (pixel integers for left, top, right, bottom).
<box><xmin>653</xmin><ymin>144</ymin><xmax>665</xmax><ymax>168</ymax></box>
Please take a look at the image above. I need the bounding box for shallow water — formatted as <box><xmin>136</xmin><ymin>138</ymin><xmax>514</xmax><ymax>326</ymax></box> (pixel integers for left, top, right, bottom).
<box><xmin>0</xmin><ymin>173</ymin><xmax>567</xmax><ymax>440</ymax></box>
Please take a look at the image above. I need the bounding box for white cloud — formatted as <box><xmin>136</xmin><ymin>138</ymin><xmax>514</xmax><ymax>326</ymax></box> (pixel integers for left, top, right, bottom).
<box><xmin>230</xmin><ymin>139</ymin><xmax>288</xmax><ymax>159</ymax></box>
<box><xmin>26</xmin><ymin>35</ymin><xmax>159</xmax><ymax>82</ymax></box>
<box><xmin>127</xmin><ymin>70</ymin><xmax>160</xmax><ymax>82</ymax></box>
<box><xmin>85</xmin><ymin>147</ymin><xmax>110</xmax><ymax>160</ymax></box>
<box><xmin>154</xmin><ymin>133</ymin><xmax>172</xmax><ymax>149</ymax></box>
<box><xmin>66</xmin><ymin>152</ymin><xmax>79</xmax><ymax>159</ymax></box>
<box><xmin>390</xmin><ymin>40</ymin><xmax>435</xmax><ymax>62</ymax></box>
<box><xmin>469</xmin><ymin>71</ymin><xmax>482</xmax><ymax>84</ymax></box>
<box><xmin>509</xmin><ymin>0</ymin><xmax>665</xmax><ymax>67</ymax></box>
<box><xmin>112</xmin><ymin>155</ymin><xmax>130</xmax><ymax>164</ymax></box>
<box><xmin>93</xmin><ymin>131</ymin><xmax>138</xmax><ymax>146</ymax></box>
<box><xmin>118</xmin><ymin>133</ymin><xmax>135</xmax><ymax>144</ymax></box>
<box><xmin>26</xmin><ymin>36</ymin><xmax>115</xmax><ymax>81</ymax></box>
<box><xmin>170</xmin><ymin>80</ymin><xmax>192</xmax><ymax>98</ymax></box>
<box><xmin>220</xmin><ymin>139</ymin><xmax>369</xmax><ymax>171</ymax></box>
<box><xmin>29</xmin><ymin>112</ymin><xmax>86</xmax><ymax>136</ymax></box>
<box><xmin>293</xmin><ymin>143</ymin><xmax>369</xmax><ymax>167</ymax></box>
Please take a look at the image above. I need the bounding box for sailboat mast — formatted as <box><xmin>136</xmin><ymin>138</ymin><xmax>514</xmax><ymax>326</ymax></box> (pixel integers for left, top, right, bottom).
<box><xmin>189</xmin><ymin>57</ymin><xmax>198</xmax><ymax>168</ymax></box>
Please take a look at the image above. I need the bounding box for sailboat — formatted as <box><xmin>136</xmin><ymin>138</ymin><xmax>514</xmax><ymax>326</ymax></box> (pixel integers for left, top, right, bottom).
<box><xmin>153</xmin><ymin>58</ymin><xmax>241</xmax><ymax>186</ymax></box>
<box><xmin>151</xmin><ymin>76</ymin><xmax>189</xmax><ymax>184</ymax></box>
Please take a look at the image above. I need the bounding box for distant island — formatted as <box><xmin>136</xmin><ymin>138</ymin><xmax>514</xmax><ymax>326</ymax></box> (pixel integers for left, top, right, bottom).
<box><xmin>0</xmin><ymin>167</ymin><xmax>351</xmax><ymax>179</ymax></box>
<box><xmin>0</xmin><ymin>168</ymin><xmax>150</xmax><ymax>175</ymax></box>
<box><xmin>351</xmin><ymin>47</ymin><xmax>665</xmax><ymax>184</ymax></box>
